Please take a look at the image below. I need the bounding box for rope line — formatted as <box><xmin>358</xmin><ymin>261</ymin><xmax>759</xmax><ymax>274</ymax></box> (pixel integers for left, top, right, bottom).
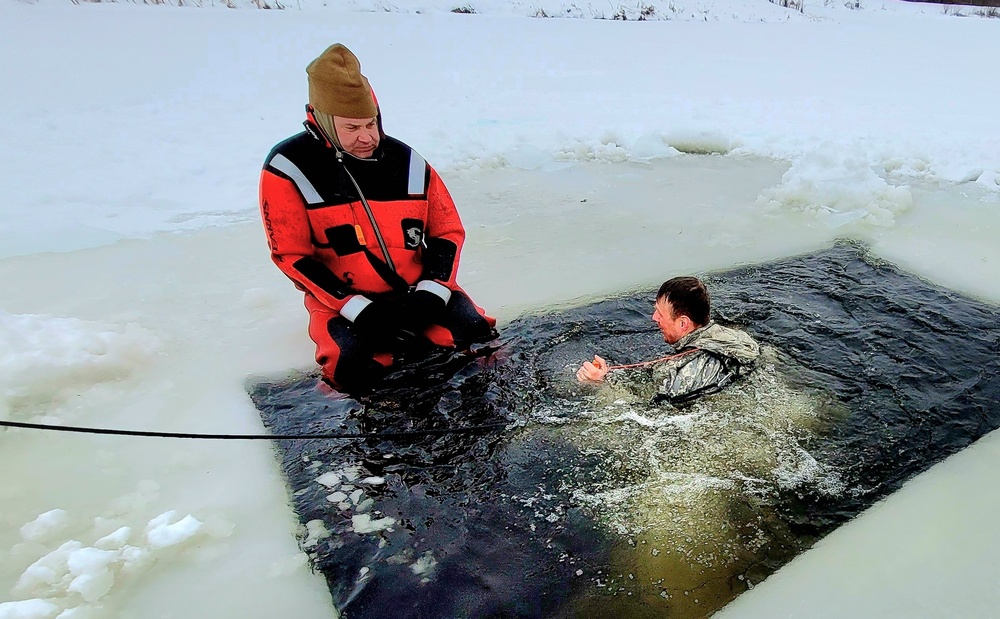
<box><xmin>2</xmin><ymin>350</ymin><xmax>694</xmax><ymax>440</ymax></box>
<box><xmin>0</xmin><ymin>419</ymin><xmax>508</xmax><ymax>441</ymax></box>
<box><xmin>606</xmin><ymin>348</ymin><xmax>700</xmax><ymax>370</ymax></box>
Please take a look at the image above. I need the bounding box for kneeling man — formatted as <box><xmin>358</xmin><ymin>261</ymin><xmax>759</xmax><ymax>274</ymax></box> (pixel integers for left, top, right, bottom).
<box><xmin>258</xmin><ymin>44</ymin><xmax>496</xmax><ymax>393</ymax></box>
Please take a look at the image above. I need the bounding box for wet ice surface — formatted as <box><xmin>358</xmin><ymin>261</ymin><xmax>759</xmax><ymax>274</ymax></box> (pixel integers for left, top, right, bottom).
<box><xmin>4</xmin><ymin>154</ymin><xmax>1000</xmax><ymax>618</ymax></box>
<box><xmin>251</xmin><ymin>243</ymin><xmax>1000</xmax><ymax>619</ymax></box>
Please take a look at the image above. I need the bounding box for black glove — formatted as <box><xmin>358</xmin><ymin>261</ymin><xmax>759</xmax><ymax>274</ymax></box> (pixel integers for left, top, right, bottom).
<box><xmin>399</xmin><ymin>289</ymin><xmax>447</xmax><ymax>338</ymax></box>
<box><xmin>351</xmin><ymin>299</ymin><xmax>406</xmax><ymax>350</ymax></box>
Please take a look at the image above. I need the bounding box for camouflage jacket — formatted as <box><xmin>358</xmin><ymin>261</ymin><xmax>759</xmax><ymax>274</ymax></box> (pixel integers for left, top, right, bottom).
<box><xmin>606</xmin><ymin>321</ymin><xmax>760</xmax><ymax>405</ymax></box>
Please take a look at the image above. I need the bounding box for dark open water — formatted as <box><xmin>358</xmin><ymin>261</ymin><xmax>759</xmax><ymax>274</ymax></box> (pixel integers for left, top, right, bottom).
<box><xmin>250</xmin><ymin>241</ymin><xmax>1000</xmax><ymax>618</ymax></box>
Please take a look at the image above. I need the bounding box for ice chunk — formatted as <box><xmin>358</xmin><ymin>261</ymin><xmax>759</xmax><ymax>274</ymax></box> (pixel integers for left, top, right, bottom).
<box><xmin>505</xmin><ymin>145</ymin><xmax>550</xmax><ymax>171</ymax></box>
<box><xmin>66</xmin><ymin>547</ymin><xmax>119</xmax><ymax>602</ymax></box>
<box><xmin>302</xmin><ymin>520</ymin><xmax>330</xmax><ymax>548</ymax></box>
<box><xmin>15</xmin><ymin>541</ymin><xmax>82</xmax><ymax>595</ymax></box>
<box><xmin>120</xmin><ymin>546</ymin><xmax>151</xmax><ymax>574</ymax></box>
<box><xmin>0</xmin><ymin>599</ymin><xmax>59</xmax><ymax>619</ymax></box>
<box><xmin>66</xmin><ymin>547</ymin><xmax>118</xmax><ymax>577</ymax></box>
<box><xmin>975</xmin><ymin>169</ymin><xmax>999</xmax><ymax>191</ymax></box>
<box><xmin>66</xmin><ymin>547</ymin><xmax>121</xmax><ymax>576</ymax></box>
<box><xmin>756</xmin><ymin>142</ymin><xmax>912</xmax><ymax>228</ymax></box>
<box><xmin>67</xmin><ymin>571</ymin><xmax>114</xmax><ymax>603</ymax></box>
<box><xmin>314</xmin><ymin>472</ymin><xmax>341</xmax><ymax>488</ymax></box>
<box><xmin>265</xmin><ymin>552</ymin><xmax>309</xmax><ymax>578</ymax></box>
<box><xmin>20</xmin><ymin>510</ymin><xmax>70</xmax><ymax>542</ymax></box>
<box><xmin>410</xmin><ymin>551</ymin><xmax>437</xmax><ymax>578</ymax></box>
<box><xmin>823</xmin><ymin>209</ymin><xmax>868</xmax><ymax>229</ymax></box>
<box><xmin>631</xmin><ymin>133</ymin><xmax>682</xmax><ymax>161</ymax></box>
<box><xmin>144</xmin><ymin>512</ymin><xmax>203</xmax><ymax>549</ymax></box>
<box><xmin>94</xmin><ymin>527</ymin><xmax>131</xmax><ymax>550</ymax></box>
<box><xmin>351</xmin><ymin>514</ymin><xmax>395</xmax><ymax>534</ymax></box>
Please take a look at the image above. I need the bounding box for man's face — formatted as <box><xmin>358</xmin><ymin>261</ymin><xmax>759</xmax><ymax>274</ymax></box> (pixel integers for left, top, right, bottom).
<box><xmin>652</xmin><ymin>297</ymin><xmax>689</xmax><ymax>344</ymax></box>
<box><xmin>333</xmin><ymin>115</ymin><xmax>380</xmax><ymax>158</ymax></box>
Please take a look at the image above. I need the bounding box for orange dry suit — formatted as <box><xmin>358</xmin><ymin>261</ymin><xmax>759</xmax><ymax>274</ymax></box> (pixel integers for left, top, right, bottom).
<box><xmin>258</xmin><ymin>106</ymin><xmax>496</xmax><ymax>391</ymax></box>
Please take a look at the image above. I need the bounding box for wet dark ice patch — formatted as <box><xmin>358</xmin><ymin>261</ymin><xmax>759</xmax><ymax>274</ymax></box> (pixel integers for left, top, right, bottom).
<box><xmin>248</xmin><ymin>241</ymin><xmax>1000</xmax><ymax>618</ymax></box>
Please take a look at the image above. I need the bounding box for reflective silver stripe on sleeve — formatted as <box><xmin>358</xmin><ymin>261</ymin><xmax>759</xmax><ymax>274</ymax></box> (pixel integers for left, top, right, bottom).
<box><xmin>340</xmin><ymin>295</ymin><xmax>372</xmax><ymax>322</ymax></box>
<box><xmin>408</xmin><ymin>151</ymin><xmax>427</xmax><ymax>195</ymax></box>
<box><xmin>416</xmin><ymin>280</ymin><xmax>451</xmax><ymax>304</ymax></box>
<box><xmin>269</xmin><ymin>154</ymin><xmax>323</xmax><ymax>205</ymax></box>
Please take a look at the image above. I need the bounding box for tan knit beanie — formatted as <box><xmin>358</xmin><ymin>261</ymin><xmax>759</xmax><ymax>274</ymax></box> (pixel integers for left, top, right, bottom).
<box><xmin>306</xmin><ymin>44</ymin><xmax>377</xmax><ymax>119</ymax></box>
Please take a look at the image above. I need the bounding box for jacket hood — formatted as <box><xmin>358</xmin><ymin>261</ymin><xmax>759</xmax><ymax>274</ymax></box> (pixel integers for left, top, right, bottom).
<box><xmin>303</xmin><ymin>97</ymin><xmax>386</xmax><ymax>155</ymax></box>
<box><xmin>675</xmin><ymin>321</ymin><xmax>760</xmax><ymax>365</ymax></box>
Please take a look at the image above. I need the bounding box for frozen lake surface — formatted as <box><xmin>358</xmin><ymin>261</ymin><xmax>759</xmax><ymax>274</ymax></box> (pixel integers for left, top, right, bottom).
<box><xmin>2</xmin><ymin>3</ymin><xmax>999</xmax><ymax>614</ymax></box>
<box><xmin>3</xmin><ymin>154</ymin><xmax>1000</xmax><ymax>617</ymax></box>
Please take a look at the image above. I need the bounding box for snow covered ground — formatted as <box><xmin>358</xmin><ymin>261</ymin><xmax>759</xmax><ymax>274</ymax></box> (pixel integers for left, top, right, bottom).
<box><xmin>1</xmin><ymin>0</ymin><xmax>998</xmax><ymax>617</ymax></box>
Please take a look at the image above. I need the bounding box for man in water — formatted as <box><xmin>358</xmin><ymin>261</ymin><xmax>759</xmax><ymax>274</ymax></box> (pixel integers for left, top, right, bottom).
<box><xmin>258</xmin><ymin>43</ymin><xmax>496</xmax><ymax>393</ymax></box>
<box><xmin>577</xmin><ymin>276</ymin><xmax>759</xmax><ymax>404</ymax></box>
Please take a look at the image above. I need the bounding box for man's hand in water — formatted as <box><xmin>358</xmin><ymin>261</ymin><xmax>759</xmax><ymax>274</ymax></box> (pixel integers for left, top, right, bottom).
<box><xmin>576</xmin><ymin>355</ymin><xmax>609</xmax><ymax>382</ymax></box>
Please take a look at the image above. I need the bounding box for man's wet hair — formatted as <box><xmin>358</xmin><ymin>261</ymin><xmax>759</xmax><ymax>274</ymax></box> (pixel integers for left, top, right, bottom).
<box><xmin>657</xmin><ymin>277</ymin><xmax>711</xmax><ymax>326</ymax></box>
